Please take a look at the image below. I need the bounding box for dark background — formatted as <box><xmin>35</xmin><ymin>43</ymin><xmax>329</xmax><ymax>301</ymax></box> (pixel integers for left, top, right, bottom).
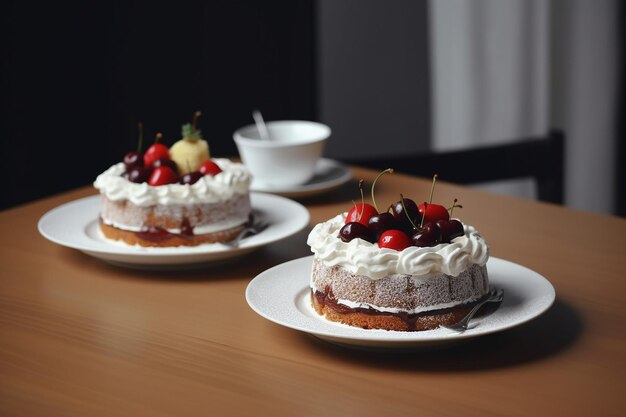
<box><xmin>0</xmin><ymin>1</ymin><xmax>316</xmax><ymax>209</ymax></box>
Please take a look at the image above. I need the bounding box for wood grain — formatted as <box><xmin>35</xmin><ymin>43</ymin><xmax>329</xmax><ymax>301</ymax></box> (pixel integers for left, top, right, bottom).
<box><xmin>1</xmin><ymin>167</ymin><xmax>625</xmax><ymax>416</ymax></box>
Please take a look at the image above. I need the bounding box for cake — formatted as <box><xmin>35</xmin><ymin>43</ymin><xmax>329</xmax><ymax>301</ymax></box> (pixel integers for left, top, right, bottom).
<box><xmin>93</xmin><ymin>113</ymin><xmax>252</xmax><ymax>247</ymax></box>
<box><xmin>307</xmin><ymin>173</ymin><xmax>490</xmax><ymax>331</ymax></box>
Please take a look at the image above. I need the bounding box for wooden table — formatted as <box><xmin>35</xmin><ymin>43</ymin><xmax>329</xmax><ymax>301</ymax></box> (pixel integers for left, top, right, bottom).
<box><xmin>1</xmin><ymin>167</ymin><xmax>625</xmax><ymax>416</ymax></box>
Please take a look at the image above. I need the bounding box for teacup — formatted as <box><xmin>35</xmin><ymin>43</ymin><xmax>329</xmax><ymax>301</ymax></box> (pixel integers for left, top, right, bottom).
<box><xmin>233</xmin><ymin>120</ymin><xmax>331</xmax><ymax>187</ymax></box>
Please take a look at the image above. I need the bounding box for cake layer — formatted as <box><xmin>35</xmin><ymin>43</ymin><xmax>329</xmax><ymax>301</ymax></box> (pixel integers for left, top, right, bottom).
<box><xmin>311</xmin><ymin>258</ymin><xmax>489</xmax><ymax>314</ymax></box>
<box><xmin>99</xmin><ymin>194</ymin><xmax>251</xmax><ymax>234</ymax></box>
<box><xmin>99</xmin><ymin>219</ymin><xmax>244</xmax><ymax>247</ymax></box>
<box><xmin>311</xmin><ymin>288</ymin><xmax>483</xmax><ymax>331</ymax></box>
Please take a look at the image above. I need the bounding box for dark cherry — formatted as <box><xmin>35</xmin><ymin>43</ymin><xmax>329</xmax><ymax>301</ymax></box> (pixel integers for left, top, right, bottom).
<box><xmin>127</xmin><ymin>166</ymin><xmax>151</xmax><ymax>183</ymax></box>
<box><xmin>123</xmin><ymin>151</ymin><xmax>143</xmax><ymax>171</ymax></box>
<box><xmin>152</xmin><ymin>157</ymin><xmax>178</xmax><ymax>174</ymax></box>
<box><xmin>368</xmin><ymin>212</ymin><xmax>398</xmax><ymax>237</ymax></box>
<box><xmin>339</xmin><ymin>222</ymin><xmax>374</xmax><ymax>243</ymax></box>
<box><xmin>391</xmin><ymin>198</ymin><xmax>421</xmax><ymax>229</ymax></box>
<box><xmin>378</xmin><ymin>229</ymin><xmax>412</xmax><ymax>251</ymax></box>
<box><xmin>411</xmin><ymin>222</ymin><xmax>442</xmax><ymax>247</ymax></box>
<box><xmin>180</xmin><ymin>171</ymin><xmax>203</xmax><ymax>185</ymax></box>
<box><xmin>436</xmin><ymin>219</ymin><xmax>464</xmax><ymax>243</ymax></box>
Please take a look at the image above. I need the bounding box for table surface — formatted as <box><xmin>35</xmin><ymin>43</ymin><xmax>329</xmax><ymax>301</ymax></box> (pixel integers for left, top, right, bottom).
<box><xmin>1</xmin><ymin>167</ymin><xmax>625</xmax><ymax>417</ymax></box>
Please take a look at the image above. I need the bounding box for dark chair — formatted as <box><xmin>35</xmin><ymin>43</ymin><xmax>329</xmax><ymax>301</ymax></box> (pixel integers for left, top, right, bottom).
<box><xmin>345</xmin><ymin>130</ymin><xmax>565</xmax><ymax>204</ymax></box>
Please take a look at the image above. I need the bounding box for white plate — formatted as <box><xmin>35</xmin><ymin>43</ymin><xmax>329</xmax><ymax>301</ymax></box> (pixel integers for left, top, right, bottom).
<box><xmin>38</xmin><ymin>193</ymin><xmax>310</xmax><ymax>269</ymax></box>
<box><xmin>246</xmin><ymin>256</ymin><xmax>555</xmax><ymax>348</ymax></box>
<box><xmin>249</xmin><ymin>158</ymin><xmax>352</xmax><ymax>198</ymax></box>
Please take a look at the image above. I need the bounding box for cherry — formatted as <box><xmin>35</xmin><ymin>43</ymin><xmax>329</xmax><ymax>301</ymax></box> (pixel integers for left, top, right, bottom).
<box><xmin>124</xmin><ymin>122</ymin><xmax>145</xmax><ymax>171</ymax></box>
<box><xmin>436</xmin><ymin>219</ymin><xmax>464</xmax><ymax>243</ymax></box>
<box><xmin>180</xmin><ymin>171</ymin><xmax>203</xmax><ymax>185</ymax></box>
<box><xmin>153</xmin><ymin>157</ymin><xmax>179</xmax><ymax>174</ymax></box>
<box><xmin>368</xmin><ymin>212</ymin><xmax>398</xmax><ymax>237</ymax></box>
<box><xmin>144</xmin><ymin>133</ymin><xmax>170</xmax><ymax>168</ymax></box>
<box><xmin>346</xmin><ymin>203</ymin><xmax>378</xmax><ymax>226</ymax></box>
<box><xmin>378</xmin><ymin>229</ymin><xmax>411</xmax><ymax>251</ymax></box>
<box><xmin>127</xmin><ymin>166</ymin><xmax>151</xmax><ymax>184</ymax></box>
<box><xmin>123</xmin><ymin>152</ymin><xmax>143</xmax><ymax>171</ymax></box>
<box><xmin>148</xmin><ymin>166</ymin><xmax>178</xmax><ymax>186</ymax></box>
<box><xmin>339</xmin><ymin>222</ymin><xmax>374</xmax><ymax>243</ymax></box>
<box><xmin>391</xmin><ymin>198</ymin><xmax>420</xmax><ymax>230</ymax></box>
<box><xmin>418</xmin><ymin>203</ymin><xmax>450</xmax><ymax>223</ymax></box>
<box><xmin>411</xmin><ymin>222</ymin><xmax>442</xmax><ymax>247</ymax></box>
<box><xmin>199</xmin><ymin>160</ymin><xmax>222</xmax><ymax>176</ymax></box>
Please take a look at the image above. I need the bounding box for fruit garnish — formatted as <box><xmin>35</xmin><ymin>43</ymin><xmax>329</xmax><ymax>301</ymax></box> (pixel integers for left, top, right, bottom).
<box><xmin>339</xmin><ymin>222</ymin><xmax>374</xmax><ymax>243</ymax></box>
<box><xmin>368</xmin><ymin>212</ymin><xmax>398</xmax><ymax>237</ymax></box>
<box><xmin>180</xmin><ymin>171</ymin><xmax>203</xmax><ymax>185</ymax></box>
<box><xmin>144</xmin><ymin>133</ymin><xmax>170</xmax><ymax>168</ymax></box>
<box><xmin>170</xmin><ymin>111</ymin><xmax>210</xmax><ymax>175</ymax></box>
<box><xmin>378</xmin><ymin>230</ymin><xmax>411</xmax><ymax>251</ymax></box>
<box><xmin>411</xmin><ymin>222</ymin><xmax>442</xmax><ymax>247</ymax></box>
<box><xmin>370</xmin><ymin>168</ymin><xmax>393</xmax><ymax>212</ymax></box>
<box><xmin>148</xmin><ymin>166</ymin><xmax>178</xmax><ymax>186</ymax></box>
<box><xmin>127</xmin><ymin>166</ymin><xmax>151</xmax><ymax>184</ymax></box>
<box><xmin>152</xmin><ymin>157</ymin><xmax>178</xmax><ymax>174</ymax></box>
<box><xmin>345</xmin><ymin>180</ymin><xmax>377</xmax><ymax>225</ymax></box>
<box><xmin>123</xmin><ymin>122</ymin><xmax>145</xmax><ymax>171</ymax></box>
<box><xmin>417</xmin><ymin>175</ymin><xmax>449</xmax><ymax>223</ymax></box>
<box><xmin>391</xmin><ymin>196</ymin><xmax>420</xmax><ymax>231</ymax></box>
<box><xmin>199</xmin><ymin>160</ymin><xmax>222</xmax><ymax>176</ymax></box>
<box><xmin>436</xmin><ymin>219</ymin><xmax>464</xmax><ymax>242</ymax></box>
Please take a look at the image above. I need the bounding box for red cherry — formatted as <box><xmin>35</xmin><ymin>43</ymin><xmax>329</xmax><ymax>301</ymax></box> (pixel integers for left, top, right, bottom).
<box><xmin>153</xmin><ymin>157</ymin><xmax>178</xmax><ymax>174</ymax></box>
<box><xmin>418</xmin><ymin>203</ymin><xmax>450</xmax><ymax>223</ymax></box>
<box><xmin>144</xmin><ymin>143</ymin><xmax>170</xmax><ymax>168</ymax></box>
<box><xmin>148</xmin><ymin>166</ymin><xmax>178</xmax><ymax>186</ymax></box>
<box><xmin>378</xmin><ymin>229</ymin><xmax>411</xmax><ymax>251</ymax></box>
<box><xmin>346</xmin><ymin>203</ymin><xmax>378</xmax><ymax>226</ymax></box>
<box><xmin>199</xmin><ymin>160</ymin><xmax>222</xmax><ymax>176</ymax></box>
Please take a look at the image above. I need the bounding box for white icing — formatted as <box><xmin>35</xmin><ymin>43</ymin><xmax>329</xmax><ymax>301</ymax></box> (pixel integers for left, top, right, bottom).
<box><xmin>307</xmin><ymin>214</ymin><xmax>489</xmax><ymax>279</ymax></box>
<box><xmin>93</xmin><ymin>159</ymin><xmax>251</xmax><ymax>207</ymax></box>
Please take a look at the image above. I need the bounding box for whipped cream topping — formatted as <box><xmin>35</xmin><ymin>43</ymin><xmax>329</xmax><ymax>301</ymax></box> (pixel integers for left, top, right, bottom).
<box><xmin>93</xmin><ymin>159</ymin><xmax>251</xmax><ymax>206</ymax></box>
<box><xmin>307</xmin><ymin>214</ymin><xmax>489</xmax><ymax>279</ymax></box>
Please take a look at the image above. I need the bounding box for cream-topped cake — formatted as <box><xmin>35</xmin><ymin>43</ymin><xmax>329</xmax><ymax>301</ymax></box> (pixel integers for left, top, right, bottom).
<box><xmin>307</xmin><ymin>172</ymin><xmax>490</xmax><ymax>331</ymax></box>
<box><xmin>93</xmin><ymin>113</ymin><xmax>252</xmax><ymax>247</ymax></box>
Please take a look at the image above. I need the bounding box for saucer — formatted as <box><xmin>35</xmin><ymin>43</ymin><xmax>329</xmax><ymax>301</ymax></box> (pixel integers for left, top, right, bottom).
<box><xmin>249</xmin><ymin>158</ymin><xmax>352</xmax><ymax>198</ymax></box>
<box><xmin>246</xmin><ymin>256</ymin><xmax>556</xmax><ymax>348</ymax></box>
<box><xmin>38</xmin><ymin>193</ymin><xmax>310</xmax><ymax>269</ymax></box>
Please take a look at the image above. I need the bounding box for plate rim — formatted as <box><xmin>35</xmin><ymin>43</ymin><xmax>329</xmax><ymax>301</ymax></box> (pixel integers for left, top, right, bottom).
<box><xmin>246</xmin><ymin>255</ymin><xmax>556</xmax><ymax>346</ymax></box>
<box><xmin>38</xmin><ymin>192</ymin><xmax>310</xmax><ymax>262</ymax></box>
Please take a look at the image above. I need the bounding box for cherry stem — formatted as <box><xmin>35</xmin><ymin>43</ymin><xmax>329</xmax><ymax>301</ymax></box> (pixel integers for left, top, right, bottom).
<box><xmin>192</xmin><ymin>111</ymin><xmax>202</xmax><ymax>130</ymax></box>
<box><xmin>419</xmin><ymin>202</ymin><xmax>428</xmax><ymax>229</ymax></box>
<box><xmin>137</xmin><ymin>122</ymin><xmax>143</xmax><ymax>153</ymax></box>
<box><xmin>371</xmin><ymin>168</ymin><xmax>394</xmax><ymax>212</ymax></box>
<box><xmin>400</xmin><ymin>193</ymin><xmax>418</xmax><ymax>231</ymax></box>
<box><xmin>428</xmin><ymin>174</ymin><xmax>438</xmax><ymax>205</ymax></box>
<box><xmin>449</xmin><ymin>198</ymin><xmax>463</xmax><ymax>217</ymax></box>
<box><xmin>358</xmin><ymin>179</ymin><xmax>365</xmax><ymax>221</ymax></box>
<box><xmin>155</xmin><ymin>132</ymin><xmax>163</xmax><ymax>144</ymax></box>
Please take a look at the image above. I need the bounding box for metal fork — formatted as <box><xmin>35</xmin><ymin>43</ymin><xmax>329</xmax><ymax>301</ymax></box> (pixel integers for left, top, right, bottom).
<box><xmin>224</xmin><ymin>221</ymin><xmax>269</xmax><ymax>248</ymax></box>
<box><xmin>441</xmin><ymin>288</ymin><xmax>504</xmax><ymax>332</ymax></box>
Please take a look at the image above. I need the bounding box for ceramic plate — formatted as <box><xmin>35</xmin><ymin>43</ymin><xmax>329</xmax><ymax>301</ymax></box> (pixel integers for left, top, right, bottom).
<box><xmin>38</xmin><ymin>193</ymin><xmax>309</xmax><ymax>269</ymax></box>
<box><xmin>249</xmin><ymin>158</ymin><xmax>352</xmax><ymax>198</ymax></box>
<box><xmin>246</xmin><ymin>256</ymin><xmax>555</xmax><ymax>348</ymax></box>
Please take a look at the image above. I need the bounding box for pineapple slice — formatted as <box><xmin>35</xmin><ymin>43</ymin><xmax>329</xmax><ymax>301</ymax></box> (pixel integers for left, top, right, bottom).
<box><xmin>170</xmin><ymin>111</ymin><xmax>210</xmax><ymax>174</ymax></box>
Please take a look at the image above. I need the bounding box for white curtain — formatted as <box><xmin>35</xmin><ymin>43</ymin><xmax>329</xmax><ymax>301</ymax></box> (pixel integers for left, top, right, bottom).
<box><xmin>429</xmin><ymin>0</ymin><xmax>618</xmax><ymax>214</ymax></box>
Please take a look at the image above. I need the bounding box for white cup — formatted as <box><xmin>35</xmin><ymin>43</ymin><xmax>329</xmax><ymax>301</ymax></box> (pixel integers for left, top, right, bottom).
<box><xmin>233</xmin><ymin>120</ymin><xmax>331</xmax><ymax>187</ymax></box>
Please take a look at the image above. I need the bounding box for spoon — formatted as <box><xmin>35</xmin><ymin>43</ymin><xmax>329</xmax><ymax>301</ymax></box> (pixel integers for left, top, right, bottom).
<box><xmin>252</xmin><ymin>109</ymin><xmax>271</xmax><ymax>141</ymax></box>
